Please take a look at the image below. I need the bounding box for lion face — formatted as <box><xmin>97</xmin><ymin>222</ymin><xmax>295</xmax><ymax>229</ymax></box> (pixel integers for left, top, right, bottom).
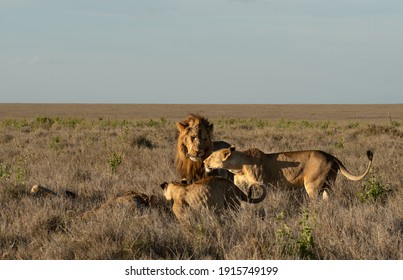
<box><xmin>204</xmin><ymin>146</ymin><xmax>234</xmax><ymax>172</ymax></box>
<box><xmin>177</xmin><ymin>115</ymin><xmax>213</xmax><ymax>163</ymax></box>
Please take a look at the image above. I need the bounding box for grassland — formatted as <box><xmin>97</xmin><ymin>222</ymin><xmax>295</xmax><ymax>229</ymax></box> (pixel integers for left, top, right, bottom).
<box><xmin>0</xmin><ymin>104</ymin><xmax>402</xmax><ymax>260</ymax></box>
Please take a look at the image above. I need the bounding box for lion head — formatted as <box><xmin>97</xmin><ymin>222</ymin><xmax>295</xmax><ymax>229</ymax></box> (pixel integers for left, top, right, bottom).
<box><xmin>175</xmin><ymin>114</ymin><xmax>214</xmax><ymax>183</ymax></box>
<box><xmin>204</xmin><ymin>146</ymin><xmax>237</xmax><ymax>172</ymax></box>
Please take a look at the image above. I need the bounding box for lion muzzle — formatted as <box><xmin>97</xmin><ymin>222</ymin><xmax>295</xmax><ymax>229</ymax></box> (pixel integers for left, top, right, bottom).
<box><xmin>187</xmin><ymin>151</ymin><xmax>205</xmax><ymax>162</ymax></box>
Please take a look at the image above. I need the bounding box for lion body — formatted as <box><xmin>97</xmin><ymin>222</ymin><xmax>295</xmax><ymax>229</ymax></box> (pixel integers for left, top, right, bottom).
<box><xmin>175</xmin><ymin>114</ymin><xmax>231</xmax><ymax>183</ymax></box>
<box><xmin>30</xmin><ymin>184</ymin><xmax>58</xmax><ymax>197</ymax></box>
<box><xmin>108</xmin><ymin>191</ymin><xmax>156</xmax><ymax>210</ymax></box>
<box><xmin>80</xmin><ymin>191</ymin><xmax>156</xmax><ymax>219</ymax></box>
<box><xmin>160</xmin><ymin>176</ymin><xmax>266</xmax><ymax>220</ymax></box>
<box><xmin>30</xmin><ymin>184</ymin><xmax>76</xmax><ymax>199</ymax></box>
<box><xmin>204</xmin><ymin>147</ymin><xmax>373</xmax><ymax>199</ymax></box>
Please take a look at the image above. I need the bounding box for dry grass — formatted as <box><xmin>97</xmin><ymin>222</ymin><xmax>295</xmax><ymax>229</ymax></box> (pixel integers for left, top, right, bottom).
<box><xmin>0</xmin><ymin>108</ymin><xmax>402</xmax><ymax>260</ymax></box>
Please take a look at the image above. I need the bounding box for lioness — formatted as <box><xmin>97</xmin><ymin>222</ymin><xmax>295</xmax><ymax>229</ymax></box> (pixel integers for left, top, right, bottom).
<box><xmin>30</xmin><ymin>184</ymin><xmax>58</xmax><ymax>197</ymax></box>
<box><xmin>204</xmin><ymin>146</ymin><xmax>373</xmax><ymax>199</ymax></box>
<box><xmin>79</xmin><ymin>191</ymin><xmax>157</xmax><ymax>219</ymax></box>
<box><xmin>175</xmin><ymin>114</ymin><xmax>232</xmax><ymax>183</ymax></box>
<box><xmin>30</xmin><ymin>184</ymin><xmax>76</xmax><ymax>199</ymax></box>
<box><xmin>160</xmin><ymin>176</ymin><xmax>266</xmax><ymax>220</ymax></box>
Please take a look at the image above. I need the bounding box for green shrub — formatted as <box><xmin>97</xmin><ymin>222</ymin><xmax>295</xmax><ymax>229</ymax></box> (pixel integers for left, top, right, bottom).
<box><xmin>108</xmin><ymin>153</ymin><xmax>123</xmax><ymax>173</ymax></box>
<box><xmin>275</xmin><ymin>211</ymin><xmax>316</xmax><ymax>259</ymax></box>
<box><xmin>356</xmin><ymin>173</ymin><xmax>391</xmax><ymax>203</ymax></box>
<box><xmin>334</xmin><ymin>137</ymin><xmax>345</xmax><ymax>149</ymax></box>
<box><xmin>0</xmin><ymin>163</ymin><xmax>12</xmax><ymax>180</ymax></box>
<box><xmin>55</xmin><ymin>117</ymin><xmax>84</xmax><ymax>129</ymax></box>
<box><xmin>36</xmin><ymin>116</ymin><xmax>54</xmax><ymax>129</ymax></box>
<box><xmin>275</xmin><ymin>212</ymin><xmax>295</xmax><ymax>257</ymax></box>
<box><xmin>50</xmin><ymin>136</ymin><xmax>64</xmax><ymax>150</ymax></box>
<box><xmin>15</xmin><ymin>151</ymin><xmax>29</xmax><ymax>184</ymax></box>
<box><xmin>297</xmin><ymin>211</ymin><xmax>316</xmax><ymax>260</ymax></box>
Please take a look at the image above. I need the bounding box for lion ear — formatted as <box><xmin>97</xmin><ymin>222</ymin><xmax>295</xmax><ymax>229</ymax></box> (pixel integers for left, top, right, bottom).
<box><xmin>176</xmin><ymin>121</ymin><xmax>187</xmax><ymax>132</ymax></box>
<box><xmin>229</xmin><ymin>145</ymin><xmax>236</xmax><ymax>151</ymax></box>
<box><xmin>223</xmin><ymin>148</ymin><xmax>232</xmax><ymax>161</ymax></box>
<box><xmin>160</xmin><ymin>182</ymin><xmax>168</xmax><ymax>190</ymax></box>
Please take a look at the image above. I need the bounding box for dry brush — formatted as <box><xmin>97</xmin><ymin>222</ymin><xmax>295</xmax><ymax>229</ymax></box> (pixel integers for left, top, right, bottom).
<box><xmin>0</xmin><ymin>116</ymin><xmax>402</xmax><ymax>259</ymax></box>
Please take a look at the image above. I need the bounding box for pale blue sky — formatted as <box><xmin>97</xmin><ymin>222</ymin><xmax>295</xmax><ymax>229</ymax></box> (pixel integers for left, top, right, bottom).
<box><xmin>1</xmin><ymin>0</ymin><xmax>402</xmax><ymax>104</ymax></box>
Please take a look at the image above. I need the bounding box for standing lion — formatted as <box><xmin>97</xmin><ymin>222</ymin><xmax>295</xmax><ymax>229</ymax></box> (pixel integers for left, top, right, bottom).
<box><xmin>175</xmin><ymin>114</ymin><xmax>232</xmax><ymax>183</ymax></box>
<box><xmin>204</xmin><ymin>146</ymin><xmax>374</xmax><ymax>199</ymax></box>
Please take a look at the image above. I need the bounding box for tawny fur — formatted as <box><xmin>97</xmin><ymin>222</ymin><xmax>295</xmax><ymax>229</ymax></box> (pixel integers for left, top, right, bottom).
<box><xmin>30</xmin><ymin>184</ymin><xmax>76</xmax><ymax>199</ymax></box>
<box><xmin>204</xmin><ymin>146</ymin><xmax>373</xmax><ymax>199</ymax></box>
<box><xmin>175</xmin><ymin>114</ymin><xmax>231</xmax><ymax>183</ymax></box>
<box><xmin>80</xmin><ymin>191</ymin><xmax>157</xmax><ymax>218</ymax></box>
<box><xmin>160</xmin><ymin>176</ymin><xmax>266</xmax><ymax>220</ymax></box>
<box><xmin>30</xmin><ymin>184</ymin><xmax>58</xmax><ymax>197</ymax></box>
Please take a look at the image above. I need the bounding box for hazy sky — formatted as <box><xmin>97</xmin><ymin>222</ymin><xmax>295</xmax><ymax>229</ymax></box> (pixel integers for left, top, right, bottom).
<box><xmin>1</xmin><ymin>0</ymin><xmax>402</xmax><ymax>104</ymax></box>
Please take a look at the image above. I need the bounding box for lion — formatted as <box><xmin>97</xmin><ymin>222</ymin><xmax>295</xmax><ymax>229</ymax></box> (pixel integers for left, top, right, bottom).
<box><xmin>107</xmin><ymin>191</ymin><xmax>156</xmax><ymax>210</ymax></box>
<box><xmin>30</xmin><ymin>184</ymin><xmax>76</xmax><ymax>199</ymax></box>
<box><xmin>30</xmin><ymin>184</ymin><xmax>58</xmax><ymax>197</ymax></box>
<box><xmin>160</xmin><ymin>176</ymin><xmax>267</xmax><ymax>220</ymax></box>
<box><xmin>80</xmin><ymin>191</ymin><xmax>157</xmax><ymax>218</ymax></box>
<box><xmin>175</xmin><ymin>114</ymin><xmax>232</xmax><ymax>183</ymax></box>
<box><xmin>203</xmin><ymin>146</ymin><xmax>374</xmax><ymax>199</ymax></box>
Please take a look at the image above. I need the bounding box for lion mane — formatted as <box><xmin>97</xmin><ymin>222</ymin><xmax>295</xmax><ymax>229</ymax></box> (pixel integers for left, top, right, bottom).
<box><xmin>175</xmin><ymin>114</ymin><xmax>231</xmax><ymax>183</ymax></box>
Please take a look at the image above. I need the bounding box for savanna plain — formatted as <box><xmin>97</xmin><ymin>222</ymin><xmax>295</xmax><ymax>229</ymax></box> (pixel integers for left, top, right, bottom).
<box><xmin>0</xmin><ymin>104</ymin><xmax>402</xmax><ymax>260</ymax></box>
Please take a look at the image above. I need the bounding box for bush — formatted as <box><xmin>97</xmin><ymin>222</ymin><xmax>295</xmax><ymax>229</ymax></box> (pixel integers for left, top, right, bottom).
<box><xmin>0</xmin><ymin>163</ymin><xmax>12</xmax><ymax>180</ymax></box>
<box><xmin>356</xmin><ymin>173</ymin><xmax>392</xmax><ymax>203</ymax></box>
<box><xmin>275</xmin><ymin>211</ymin><xmax>316</xmax><ymax>259</ymax></box>
<box><xmin>108</xmin><ymin>153</ymin><xmax>123</xmax><ymax>173</ymax></box>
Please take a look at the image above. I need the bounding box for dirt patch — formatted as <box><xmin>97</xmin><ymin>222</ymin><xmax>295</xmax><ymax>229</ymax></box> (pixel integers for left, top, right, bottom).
<box><xmin>0</xmin><ymin>104</ymin><xmax>402</xmax><ymax>121</ymax></box>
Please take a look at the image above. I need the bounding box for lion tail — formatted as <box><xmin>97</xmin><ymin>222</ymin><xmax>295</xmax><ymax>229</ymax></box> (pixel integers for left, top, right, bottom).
<box><xmin>336</xmin><ymin>150</ymin><xmax>373</xmax><ymax>181</ymax></box>
<box><xmin>247</xmin><ymin>183</ymin><xmax>267</xmax><ymax>204</ymax></box>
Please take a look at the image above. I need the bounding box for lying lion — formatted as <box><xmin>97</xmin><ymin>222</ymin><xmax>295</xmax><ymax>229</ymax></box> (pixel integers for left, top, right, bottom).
<box><xmin>160</xmin><ymin>176</ymin><xmax>266</xmax><ymax>220</ymax></box>
<box><xmin>204</xmin><ymin>146</ymin><xmax>373</xmax><ymax>199</ymax></box>
<box><xmin>30</xmin><ymin>184</ymin><xmax>76</xmax><ymax>199</ymax></box>
<box><xmin>80</xmin><ymin>191</ymin><xmax>157</xmax><ymax>218</ymax></box>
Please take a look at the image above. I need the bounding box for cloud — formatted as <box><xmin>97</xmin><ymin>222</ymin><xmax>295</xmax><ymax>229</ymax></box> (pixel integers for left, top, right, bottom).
<box><xmin>27</xmin><ymin>56</ymin><xmax>40</xmax><ymax>64</ymax></box>
<box><xmin>8</xmin><ymin>57</ymin><xmax>23</xmax><ymax>65</ymax></box>
<box><xmin>9</xmin><ymin>56</ymin><xmax>40</xmax><ymax>65</ymax></box>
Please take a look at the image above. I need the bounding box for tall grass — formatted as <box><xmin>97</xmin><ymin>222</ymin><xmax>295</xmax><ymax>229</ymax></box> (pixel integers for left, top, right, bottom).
<box><xmin>0</xmin><ymin>116</ymin><xmax>402</xmax><ymax>259</ymax></box>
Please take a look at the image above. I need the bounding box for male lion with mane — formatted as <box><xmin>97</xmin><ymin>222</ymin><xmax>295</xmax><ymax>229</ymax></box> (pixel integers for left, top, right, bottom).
<box><xmin>204</xmin><ymin>146</ymin><xmax>373</xmax><ymax>199</ymax></box>
<box><xmin>175</xmin><ymin>114</ymin><xmax>231</xmax><ymax>183</ymax></box>
<box><xmin>160</xmin><ymin>177</ymin><xmax>266</xmax><ymax>221</ymax></box>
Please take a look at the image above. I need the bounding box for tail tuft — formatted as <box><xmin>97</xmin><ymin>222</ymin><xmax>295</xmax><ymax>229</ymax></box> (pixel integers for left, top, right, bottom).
<box><xmin>366</xmin><ymin>150</ymin><xmax>374</xmax><ymax>161</ymax></box>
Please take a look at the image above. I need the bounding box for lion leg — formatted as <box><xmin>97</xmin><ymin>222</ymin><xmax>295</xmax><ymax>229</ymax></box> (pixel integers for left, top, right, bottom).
<box><xmin>172</xmin><ymin>202</ymin><xmax>184</xmax><ymax>221</ymax></box>
<box><xmin>304</xmin><ymin>180</ymin><xmax>322</xmax><ymax>199</ymax></box>
<box><xmin>304</xmin><ymin>182</ymin><xmax>319</xmax><ymax>199</ymax></box>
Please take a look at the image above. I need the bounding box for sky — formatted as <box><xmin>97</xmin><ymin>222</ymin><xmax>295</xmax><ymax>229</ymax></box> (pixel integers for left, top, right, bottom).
<box><xmin>1</xmin><ymin>0</ymin><xmax>402</xmax><ymax>104</ymax></box>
